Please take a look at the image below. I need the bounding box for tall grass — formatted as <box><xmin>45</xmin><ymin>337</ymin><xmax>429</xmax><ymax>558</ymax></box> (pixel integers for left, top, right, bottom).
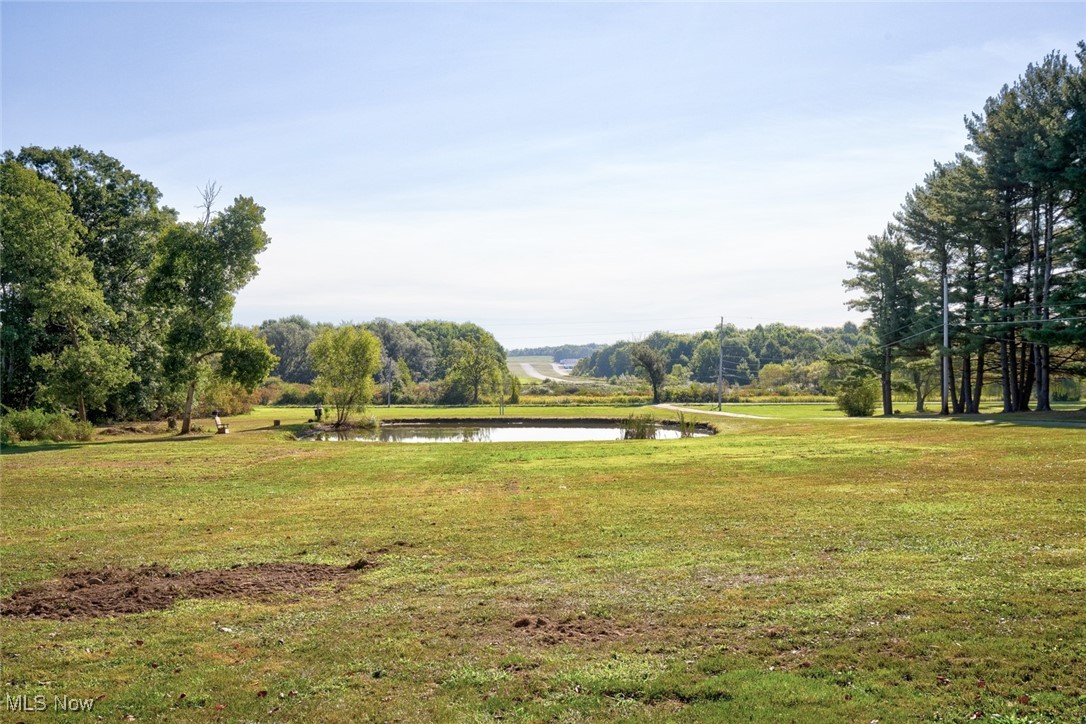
<box><xmin>675</xmin><ymin>410</ymin><xmax>698</xmax><ymax>437</ymax></box>
<box><xmin>622</xmin><ymin>413</ymin><xmax>658</xmax><ymax>439</ymax></box>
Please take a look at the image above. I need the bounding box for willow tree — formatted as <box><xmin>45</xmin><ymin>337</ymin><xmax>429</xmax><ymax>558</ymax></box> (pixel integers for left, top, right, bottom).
<box><xmin>307</xmin><ymin>325</ymin><xmax>381</xmax><ymax>426</ymax></box>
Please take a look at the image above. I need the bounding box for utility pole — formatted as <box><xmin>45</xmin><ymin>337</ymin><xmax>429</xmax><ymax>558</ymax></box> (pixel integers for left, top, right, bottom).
<box><xmin>498</xmin><ymin>368</ymin><xmax>506</xmax><ymax>416</ymax></box>
<box><xmin>941</xmin><ymin>268</ymin><xmax>949</xmax><ymax>415</ymax></box>
<box><xmin>717</xmin><ymin>316</ymin><xmax>724</xmax><ymax>411</ymax></box>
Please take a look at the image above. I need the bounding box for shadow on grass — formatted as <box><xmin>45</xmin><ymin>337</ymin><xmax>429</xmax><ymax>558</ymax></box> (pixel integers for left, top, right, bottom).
<box><xmin>0</xmin><ymin>441</ymin><xmax>84</xmax><ymax>455</ymax></box>
<box><xmin>236</xmin><ymin>424</ymin><xmax>307</xmax><ymax>434</ymax></box>
<box><xmin>1</xmin><ymin>434</ymin><xmax>214</xmax><ymax>455</ymax></box>
<box><xmin>907</xmin><ymin>411</ymin><xmax>1086</xmax><ymax>428</ymax></box>
<box><xmin>957</xmin><ymin>417</ymin><xmax>1086</xmax><ymax>429</ymax></box>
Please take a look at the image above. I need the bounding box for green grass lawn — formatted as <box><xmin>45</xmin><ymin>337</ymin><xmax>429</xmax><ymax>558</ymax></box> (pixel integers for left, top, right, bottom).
<box><xmin>2</xmin><ymin>405</ymin><xmax>1084</xmax><ymax>721</ymax></box>
<box><xmin>680</xmin><ymin>403</ymin><xmax>847</xmax><ymax>419</ymax></box>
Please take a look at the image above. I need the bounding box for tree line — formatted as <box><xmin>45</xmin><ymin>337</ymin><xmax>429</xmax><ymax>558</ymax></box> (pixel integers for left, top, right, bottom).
<box><xmin>257</xmin><ymin>316</ymin><xmax>507</xmax><ymax>406</ymax></box>
<box><xmin>507</xmin><ymin>343</ymin><xmax>603</xmax><ymax>361</ymax></box>
<box><xmin>1</xmin><ymin>146</ymin><xmax>517</xmax><ymax>432</ymax></box>
<box><xmin>845</xmin><ymin>45</ymin><xmax>1086</xmax><ymax>415</ymax></box>
<box><xmin>2</xmin><ymin>148</ymin><xmax>276</xmax><ymax>434</ymax></box>
<box><xmin>573</xmin><ymin>323</ymin><xmax>870</xmax><ymax>389</ymax></box>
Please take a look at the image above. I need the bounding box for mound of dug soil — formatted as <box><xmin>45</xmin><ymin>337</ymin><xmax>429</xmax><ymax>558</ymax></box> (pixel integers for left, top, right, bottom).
<box><xmin>512</xmin><ymin>614</ymin><xmax>638</xmax><ymax>645</ymax></box>
<box><xmin>1</xmin><ymin>562</ymin><xmax>367</xmax><ymax>620</ymax></box>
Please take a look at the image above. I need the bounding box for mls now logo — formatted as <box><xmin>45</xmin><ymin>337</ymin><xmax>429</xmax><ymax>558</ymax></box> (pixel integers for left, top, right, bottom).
<box><xmin>5</xmin><ymin>695</ymin><xmax>46</xmax><ymax>712</ymax></box>
<box><xmin>6</xmin><ymin>694</ymin><xmax>96</xmax><ymax>712</ymax></box>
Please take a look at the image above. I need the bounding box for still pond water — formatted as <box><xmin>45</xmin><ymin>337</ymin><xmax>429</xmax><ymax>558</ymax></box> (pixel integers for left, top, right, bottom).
<box><xmin>316</xmin><ymin>422</ymin><xmax>710</xmax><ymax>443</ymax></box>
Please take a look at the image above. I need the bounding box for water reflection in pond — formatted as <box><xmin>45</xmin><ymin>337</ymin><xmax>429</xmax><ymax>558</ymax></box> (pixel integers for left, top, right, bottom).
<box><xmin>315</xmin><ymin>423</ymin><xmax>709</xmax><ymax>443</ymax></box>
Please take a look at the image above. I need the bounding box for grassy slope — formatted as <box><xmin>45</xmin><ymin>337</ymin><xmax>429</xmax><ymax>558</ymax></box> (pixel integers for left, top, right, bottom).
<box><xmin>507</xmin><ymin>356</ymin><xmax>550</xmax><ymax>383</ymax></box>
<box><xmin>1</xmin><ymin>405</ymin><xmax>1083</xmax><ymax>721</ymax></box>
<box><xmin>507</xmin><ymin>356</ymin><xmax>599</xmax><ymax>385</ymax></box>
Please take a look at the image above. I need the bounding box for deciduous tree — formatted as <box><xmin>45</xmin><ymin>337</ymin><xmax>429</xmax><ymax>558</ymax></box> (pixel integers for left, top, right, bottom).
<box><xmin>1</xmin><ymin>161</ymin><xmax>134</xmax><ymax>419</ymax></box>
<box><xmin>447</xmin><ymin>335</ymin><xmax>503</xmax><ymax>404</ymax></box>
<box><xmin>307</xmin><ymin>325</ymin><xmax>381</xmax><ymax>426</ymax></box>
<box><xmin>630</xmin><ymin>344</ymin><xmax>667</xmax><ymax>404</ymax></box>
<box><xmin>146</xmin><ymin>189</ymin><xmax>275</xmax><ymax>433</ymax></box>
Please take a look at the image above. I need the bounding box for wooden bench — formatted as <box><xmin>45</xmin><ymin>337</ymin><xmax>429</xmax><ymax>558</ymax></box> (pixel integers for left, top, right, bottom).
<box><xmin>216</xmin><ymin>423</ymin><xmax>229</xmax><ymax>435</ymax></box>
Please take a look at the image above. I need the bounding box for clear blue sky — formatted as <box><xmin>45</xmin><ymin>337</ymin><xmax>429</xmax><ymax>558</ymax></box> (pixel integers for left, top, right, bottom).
<box><xmin>3</xmin><ymin>2</ymin><xmax>1082</xmax><ymax>348</ymax></box>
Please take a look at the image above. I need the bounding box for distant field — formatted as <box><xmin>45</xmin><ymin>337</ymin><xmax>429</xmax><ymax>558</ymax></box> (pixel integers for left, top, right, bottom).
<box><xmin>506</xmin><ymin>355</ymin><xmax>551</xmax><ymax>383</ymax></box>
<box><xmin>507</xmin><ymin>356</ymin><xmax>596</xmax><ymax>385</ymax></box>
<box><xmin>2</xmin><ymin>404</ymin><xmax>1083</xmax><ymax>720</ymax></box>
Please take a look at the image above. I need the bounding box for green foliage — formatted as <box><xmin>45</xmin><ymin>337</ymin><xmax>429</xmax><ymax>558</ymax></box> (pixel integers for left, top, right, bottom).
<box><xmin>7</xmin><ymin>146</ymin><xmax>177</xmax><ymax>420</ymax></box>
<box><xmin>407</xmin><ymin>320</ymin><xmax>504</xmax><ymax>381</ymax></box>
<box><xmin>146</xmin><ymin>192</ymin><xmax>273</xmax><ymax>432</ymax></box>
<box><xmin>365</xmin><ymin>318</ymin><xmax>436</xmax><ymax>382</ymax></box>
<box><xmin>844</xmin><ymin>226</ymin><xmax>920</xmax><ymax>416</ymax></box>
<box><xmin>872</xmin><ymin>46</ymin><xmax>1086</xmax><ymax>414</ymax></box>
<box><xmin>196</xmin><ymin>378</ymin><xmax>255</xmax><ymax>417</ymax></box>
<box><xmin>218</xmin><ymin>328</ymin><xmax>277</xmax><ymax>392</ymax></box>
<box><xmin>0</xmin><ymin>160</ymin><xmax>122</xmax><ymax>419</ymax></box>
<box><xmin>578</xmin><ymin>325</ymin><xmax>858</xmax><ymax>389</ymax></box>
<box><xmin>0</xmin><ymin>408</ymin><xmax>94</xmax><ymax>443</ymax></box>
<box><xmin>269</xmin><ymin>383</ymin><xmax>323</xmax><ymax>407</ymax></box>
<box><xmin>835</xmin><ymin>375</ymin><xmax>879</xmax><ymax>417</ymax></box>
<box><xmin>629</xmin><ymin>344</ymin><xmax>667</xmax><ymax>404</ymax></box>
<box><xmin>508</xmin><ymin>375</ymin><xmax>521</xmax><ymax>404</ymax></box>
<box><xmin>308</xmin><ymin>326</ymin><xmax>381</xmax><ymax>426</ymax></box>
<box><xmin>1051</xmin><ymin>377</ymin><xmax>1081</xmax><ymax>402</ymax></box>
<box><xmin>32</xmin><ymin>339</ymin><xmax>136</xmax><ymax>416</ymax></box>
<box><xmin>258</xmin><ymin>316</ymin><xmax>322</xmax><ymax>383</ymax></box>
<box><xmin>3</xmin><ymin>149</ymin><xmax>277</xmax><ymax>424</ymax></box>
<box><xmin>446</xmin><ymin>334</ymin><xmax>504</xmax><ymax>404</ymax></box>
<box><xmin>621</xmin><ymin>413</ymin><xmax>658</xmax><ymax>439</ymax></box>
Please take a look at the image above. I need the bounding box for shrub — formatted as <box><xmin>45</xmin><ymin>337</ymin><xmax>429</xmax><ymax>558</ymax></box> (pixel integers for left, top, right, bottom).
<box><xmin>835</xmin><ymin>376</ymin><xmax>878</xmax><ymax>417</ymax></box>
<box><xmin>1052</xmin><ymin>377</ymin><xmax>1081</xmax><ymax>402</ymax></box>
<box><xmin>274</xmin><ymin>384</ymin><xmax>322</xmax><ymax>406</ymax></box>
<box><xmin>42</xmin><ymin>416</ymin><xmax>94</xmax><ymax>441</ymax></box>
<box><xmin>255</xmin><ymin>377</ymin><xmax>285</xmax><ymax>405</ymax></box>
<box><xmin>1</xmin><ymin>409</ymin><xmax>94</xmax><ymax>443</ymax></box>
<box><xmin>196</xmin><ymin>378</ymin><xmax>255</xmax><ymax>416</ymax></box>
<box><xmin>662</xmin><ymin>382</ymin><xmax>720</xmax><ymax>403</ymax></box>
<box><xmin>2</xmin><ymin>408</ymin><xmax>52</xmax><ymax>441</ymax></box>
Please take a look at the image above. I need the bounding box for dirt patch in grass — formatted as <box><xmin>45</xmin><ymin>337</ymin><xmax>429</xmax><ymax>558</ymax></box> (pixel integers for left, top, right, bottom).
<box><xmin>512</xmin><ymin>614</ymin><xmax>639</xmax><ymax>645</ymax></box>
<box><xmin>1</xmin><ymin>562</ymin><xmax>369</xmax><ymax>620</ymax></box>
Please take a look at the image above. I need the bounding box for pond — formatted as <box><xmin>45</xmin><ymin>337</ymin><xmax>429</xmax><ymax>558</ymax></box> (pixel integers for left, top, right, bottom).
<box><xmin>313</xmin><ymin>420</ymin><xmax>712</xmax><ymax>443</ymax></box>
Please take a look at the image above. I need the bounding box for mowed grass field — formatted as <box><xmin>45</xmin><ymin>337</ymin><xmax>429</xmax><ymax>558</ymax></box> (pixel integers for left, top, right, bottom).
<box><xmin>507</xmin><ymin>357</ymin><xmax>598</xmax><ymax>385</ymax></box>
<box><xmin>507</xmin><ymin>356</ymin><xmax>552</xmax><ymax>383</ymax></box>
<box><xmin>1</xmin><ymin>405</ymin><xmax>1084</xmax><ymax>721</ymax></box>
